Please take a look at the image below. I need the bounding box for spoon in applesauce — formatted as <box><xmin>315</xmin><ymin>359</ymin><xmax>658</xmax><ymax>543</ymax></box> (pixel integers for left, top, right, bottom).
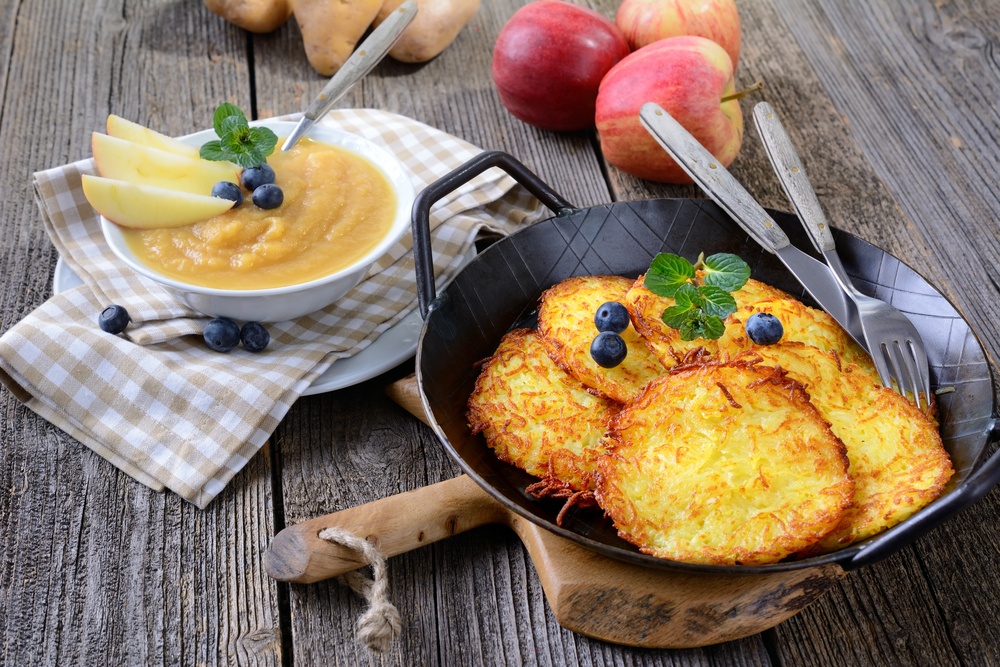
<box><xmin>282</xmin><ymin>1</ymin><xmax>418</xmax><ymax>151</ymax></box>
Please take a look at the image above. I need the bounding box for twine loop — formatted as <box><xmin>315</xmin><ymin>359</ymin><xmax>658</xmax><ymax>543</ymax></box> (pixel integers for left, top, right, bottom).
<box><xmin>318</xmin><ymin>526</ymin><xmax>401</xmax><ymax>652</ymax></box>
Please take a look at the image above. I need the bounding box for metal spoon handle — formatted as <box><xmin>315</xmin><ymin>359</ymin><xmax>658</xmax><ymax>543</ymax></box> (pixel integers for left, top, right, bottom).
<box><xmin>752</xmin><ymin>101</ymin><xmax>836</xmax><ymax>253</ymax></box>
<box><xmin>304</xmin><ymin>1</ymin><xmax>416</xmax><ymax>120</ymax></box>
<box><xmin>638</xmin><ymin>102</ymin><xmax>791</xmax><ymax>254</ymax></box>
<box><xmin>282</xmin><ymin>0</ymin><xmax>417</xmax><ymax>150</ymax></box>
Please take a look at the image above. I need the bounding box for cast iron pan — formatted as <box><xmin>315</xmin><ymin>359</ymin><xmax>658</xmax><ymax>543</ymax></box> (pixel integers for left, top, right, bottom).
<box><xmin>413</xmin><ymin>151</ymin><xmax>1000</xmax><ymax>574</ymax></box>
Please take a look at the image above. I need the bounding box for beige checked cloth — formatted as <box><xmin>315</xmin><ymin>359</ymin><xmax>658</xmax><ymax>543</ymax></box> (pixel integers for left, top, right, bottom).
<box><xmin>0</xmin><ymin>109</ymin><xmax>546</xmax><ymax>508</ymax></box>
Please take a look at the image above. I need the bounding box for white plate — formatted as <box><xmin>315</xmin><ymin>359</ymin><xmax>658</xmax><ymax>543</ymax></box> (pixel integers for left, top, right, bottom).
<box><xmin>53</xmin><ymin>257</ymin><xmax>429</xmax><ymax>394</ymax></box>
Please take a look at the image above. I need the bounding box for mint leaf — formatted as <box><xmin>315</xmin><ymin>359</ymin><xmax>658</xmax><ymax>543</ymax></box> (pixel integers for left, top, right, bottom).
<box><xmin>227</xmin><ymin>147</ymin><xmax>264</xmax><ymax>170</ymax></box>
<box><xmin>219</xmin><ymin>113</ymin><xmax>249</xmax><ymax>138</ymax></box>
<box><xmin>662</xmin><ymin>303</ymin><xmax>696</xmax><ymax>329</ymax></box>
<box><xmin>697</xmin><ymin>285</ymin><xmax>738</xmax><ymax>319</ymax></box>
<box><xmin>221</xmin><ymin>129</ymin><xmax>251</xmax><ymax>154</ymax></box>
<box><xmin>672</xmin><ymin>283</ymin><xmax>703</xmax><ymax>309</ymax></box>
<box><xmin>199</xmin><ymin>139</ymin><xmax>228</xmax><ymax>162</ymax></box>
<box><xmin>213</xmin><ymin>103</ymin><xmax>245</xmax><ymax>135</ymax></box>
<box><xmin>201</xmin><ymin>103</ymin><xmax>278</xmax><ymax>168</ymax></box>
<box><xmin>645</xmin><ymin>253</ymin><xmax>695</xmax><ymax>297</ymax></box>
<box><xmin>249</xmin><ymin>126</ymin><xmax>278</xmax><ymax>156</ymax></box>
<box><xmin>646</xmin><ymin>250</ymin><xmax>749</xmax><ymax>342</ymax></box>
<box><xmin>220</xmin><ymin>126</ymin><xmax>276</xmax><ymax>168</ymax></box>
<box><xmin>701</xmin><ymin>253</ymin><xmax>751</xmax><ymax>292</ymax></box>
<box><xmin>702</xmin><ymin>315</ymin><xmax>726</xmax><ymax>339</ymax></box>
<box><xmin>677</xmin><ymin>312</ymin><xmax>726</xmax><ymax>341</ymax></box>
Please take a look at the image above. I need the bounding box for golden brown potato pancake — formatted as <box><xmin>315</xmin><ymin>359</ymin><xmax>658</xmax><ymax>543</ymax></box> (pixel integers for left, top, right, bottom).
<box><xmin>626</xmin><ymin>275</ymin><xmax>873</xmax><ymax>372</ymax></box>
<box><xmin>538</xmin><ymin>275</ymin><xmax>666</xmax><ymax>403</ymax></box>
<box><xmin>746</xmin><ymin>343</ymin><xmax>953</xmax><ymax>552</ymax></box>
<box><xmin>466</xmin><ymin>328</ymin><xmax>618</xmax><ymax>492</ymax></box>
<box><xmin>596</xmin><ymin>360</ymin><xmax>854</xmax><ymax>565</ymax></box>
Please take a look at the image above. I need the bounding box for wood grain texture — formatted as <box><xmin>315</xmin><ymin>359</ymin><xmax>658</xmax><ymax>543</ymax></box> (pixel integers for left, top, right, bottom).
<box><xmin>258</xmin><ymin>2</ymin><xmax>769</xmax><ymax>661</ymax></box>
<box><xmin>768</xmin><ymin>3</ymin><xmax>1000</xmax><ymax>666</ymax></box>
<box><xmin>0</xmin><ymin>1</ymin><xmax>282</xmax><ymax>665</ymax></box>
<box><xmin>1</xmin><ymin>0</ymin><xmax>999</xmax><ymax>664</ymax></box>
<box><xmin>784</xmin><ymin>0</ymin><xmax>1000</xmax><ymax>343</ymax></box>
<box><xmin>265</xmin><ymin>455</ymin><xmax>846</xmax><ymax>648</ymax></box>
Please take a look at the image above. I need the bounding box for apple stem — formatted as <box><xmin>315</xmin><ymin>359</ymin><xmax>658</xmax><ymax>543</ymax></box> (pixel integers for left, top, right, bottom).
<box><xmin>721</xmin><ymin>81</ymin><xmax>764</xmax><ymax>103</ymax></box>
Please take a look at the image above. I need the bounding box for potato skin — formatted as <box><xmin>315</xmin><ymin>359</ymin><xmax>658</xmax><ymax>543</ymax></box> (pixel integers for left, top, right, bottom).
<box><xmin>376</xmin><ymin>0</ymin><xmax>482</xmax><ymax>63</ymax></box>
<box><xmin>292</xmin><ymin>0</ymin><xmax>384</xmax><ymax>76</ymax></box>
<box><xmin>204</xmin><ymin>0</ymin><xmax>292</xmax><ymax>33</ymax></box>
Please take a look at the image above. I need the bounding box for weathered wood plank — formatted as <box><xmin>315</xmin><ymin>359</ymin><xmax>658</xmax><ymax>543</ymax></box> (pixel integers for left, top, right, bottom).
<box><xmin>770</xmin><ymin>2</ymin><xmax>1000</xmax><ymax>665</ymax></box>
<box><xmin>784</xmin><ymin>0</ymin><xmax>1000</xmax><ymax>352</ymax></box>
<box><xmin>257</xmin><ymin>0</ymin><xmax>769</xmax><ymax>663</ymax></box>
<box><xmin>2</xmin><ymin>0</ymin><xmax>998</xmax><ymax>665</ymax></box>
<box><xmin>570</xmin><ymin>0</ymin><xmax>1000</xmax><ymax>665</ymax></box>
<box><xmin>0</xmin><ymin>1</ymin><xmax>282</xmax><ymax>665</ymax></box>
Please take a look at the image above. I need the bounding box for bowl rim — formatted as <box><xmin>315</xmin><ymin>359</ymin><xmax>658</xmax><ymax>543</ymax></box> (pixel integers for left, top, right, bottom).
<box><xmin>100</xmin><ymin>119</ymin><xmax>415</xmax><ymax>297</ymax></box>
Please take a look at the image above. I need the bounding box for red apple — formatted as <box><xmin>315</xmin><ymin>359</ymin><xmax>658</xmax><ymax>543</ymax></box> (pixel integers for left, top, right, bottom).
<box><xmin>595</xmin><ymin>35</ymin><xmax>743</xmax><ymax>183</ymax></box>
<box><xmin>616</xmin><ymin>0</ymin><xmax>742</xmax><ymax>69</ymax></box>
<box><xmin>492</xmin><ymin>0</ymin><xmax>630</xmax><ymax>131</ymax></box>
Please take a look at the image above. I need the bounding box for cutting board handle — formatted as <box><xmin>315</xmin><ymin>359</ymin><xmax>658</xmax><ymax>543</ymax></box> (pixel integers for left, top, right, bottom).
<box><xmin>264</xmin><ymin>474</ymin><xmax>509</xmax><ymax>583</ymax></box>
<box><xmin>266</xmin><ymin>375</ymin><xmax>849</xmax><ymax>648</ymax></box>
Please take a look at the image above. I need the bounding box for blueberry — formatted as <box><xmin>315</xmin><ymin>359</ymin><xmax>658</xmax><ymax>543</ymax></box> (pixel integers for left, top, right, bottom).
<box><xmin>252</xmin><ymin>183</ymin><xmax>283</xmax><ymax>209</ymax></box>
<box><xmin>240</xmin><ymin>321</ymin><xmax>270</xmax><ymax>352</ymax></box>
<box><xmin>745</xmin><ymin>312</ymin><xmax>784</xmax><ymax>345</ymax></box>
<box><xmin>590</xmin><ymin>331</ymin><xmax>627</xmax><ymax>368</ymax></box>
<box><xmin>98</xmin><ymin>305</ymin><xmax>131</xmax><ymax>334</ymax></box>
<box><xmin>594</xmin><ymin>301</ymin><xmax>630</xmax><ymax>333</ymax></box>
<box><xmin>203</xmin><ymin>318</ymin><xmax>241</xmax><ymax>352</ymax></box>
<box><xmin>211</xmin><ymin>181</ymin><xmax>244</xmax><ymax>207</ymax></box>
<box><xmin>241</xmin><ymin>163</ymin><xmax>276</xmax><ymax>191</ymax></box>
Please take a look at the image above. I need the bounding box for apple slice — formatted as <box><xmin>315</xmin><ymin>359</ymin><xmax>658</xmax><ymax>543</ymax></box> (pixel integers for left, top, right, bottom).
<box><xmin>92</xmin><ymin>132</ymin><xmax>241</xmax><ymax>195</ymax></box>
<box><xmin>81</xmin><ymin>175</ymin><xmax>234</xmax><ymax>229</ymax></box>
<box><xmin>106</xmin><ymin>114</ymin><xmax>201</xmax><ymax>158</ymax></box>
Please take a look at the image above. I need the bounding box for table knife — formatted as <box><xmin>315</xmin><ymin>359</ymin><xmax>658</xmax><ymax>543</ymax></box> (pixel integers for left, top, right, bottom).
<box><xmin>638</xmin><ymin>102</ymin><xmax>867</xmax><ymax>352</ymax></box>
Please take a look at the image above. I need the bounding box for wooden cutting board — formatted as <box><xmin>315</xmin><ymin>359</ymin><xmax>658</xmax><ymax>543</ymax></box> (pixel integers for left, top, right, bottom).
<box><xmin>263</xmin><ymin>376</ymin><xmax>845</xmax><ymax>648</ymax></box>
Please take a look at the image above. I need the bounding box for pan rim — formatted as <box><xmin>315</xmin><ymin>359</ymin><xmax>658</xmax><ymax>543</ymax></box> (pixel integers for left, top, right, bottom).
<box><xmin>415</xmin><ymin>197</ymin><xmax>999</xmax><ymax>574</ymax></box>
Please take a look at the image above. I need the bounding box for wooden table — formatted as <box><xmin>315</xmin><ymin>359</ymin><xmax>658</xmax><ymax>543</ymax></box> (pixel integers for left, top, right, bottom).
<box><xmin>2</xmin><ymin>1</ymin><xmax>998</xmax><ymax>664</ymax></box>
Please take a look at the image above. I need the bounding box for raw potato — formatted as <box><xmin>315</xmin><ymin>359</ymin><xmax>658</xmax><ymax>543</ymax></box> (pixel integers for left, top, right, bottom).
<box><xmin>375</xmin><ymin>0</ymin><xmax>481</xmax><ymax>63</ymax></box>
<box><xmin>204</xmin><ymin>0</ymin><xmax>292</xmax><ymax>33</ymax></box>
<box><xmin>292</xmin><ymin>0</ymin><xmax>384</xmax><ymax>76</ymax></box>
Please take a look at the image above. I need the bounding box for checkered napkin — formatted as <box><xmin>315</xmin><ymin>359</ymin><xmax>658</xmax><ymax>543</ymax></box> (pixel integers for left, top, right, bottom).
<box><xmin>0</xmin><ymin>109</ymin><xmax>546</xmax><ymax>508</ymax></box>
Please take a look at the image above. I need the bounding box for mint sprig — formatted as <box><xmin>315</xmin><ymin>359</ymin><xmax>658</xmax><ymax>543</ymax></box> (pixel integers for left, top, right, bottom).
<box><xmin>644</xmin><ymin>252</ymin><xmax>751</xmax><ymax>341</ymax></box>
<box><xmin>199</xmin><ymin>103</ymin><xmax>278</xmax><ymax>169</ymax></box>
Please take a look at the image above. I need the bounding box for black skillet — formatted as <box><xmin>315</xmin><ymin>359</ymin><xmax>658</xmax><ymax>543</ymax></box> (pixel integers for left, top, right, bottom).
<box><xmin>412</xmin><ymin>150</ymin><xmax>1000</xmax><ymax>574</ymax></box>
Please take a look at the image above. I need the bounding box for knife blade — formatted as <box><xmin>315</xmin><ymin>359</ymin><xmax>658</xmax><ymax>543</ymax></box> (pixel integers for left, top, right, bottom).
<box><xmin>638</xmin><ymin>102</ymin><xmax>867</xmax><ymax>352</ymax></box>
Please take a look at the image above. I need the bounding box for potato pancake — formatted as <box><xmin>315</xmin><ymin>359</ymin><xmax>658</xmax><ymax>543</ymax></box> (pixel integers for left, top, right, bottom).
<box><xmin>467</xmin><ymin>328</ymin><xmax>618</xmax><ymax>491</ymax></box>
<box><xmin>538</xmin><ymin>275</ymin><xmax>666</xmax><ymax>403</ymax></box>
<box><xmin>596</xmin><ymin>360</ymin><xmax>854</xmax><ymax>565</ymax></box>
<box><xmin>746</xmin><ymin>343</ymin><xmax>953</xmax><ymax>552</ymax></box>
<box><xmin>626</xmin><ymin>275</ymin><xmax>873</xmax><ymax>371</ymax></box>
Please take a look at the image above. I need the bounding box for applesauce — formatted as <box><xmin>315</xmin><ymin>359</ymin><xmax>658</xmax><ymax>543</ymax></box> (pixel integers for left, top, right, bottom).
<box><xmin>121</xmin><ymin>137</ymin><xmax>397</xmax><ymax>290</ymax></box>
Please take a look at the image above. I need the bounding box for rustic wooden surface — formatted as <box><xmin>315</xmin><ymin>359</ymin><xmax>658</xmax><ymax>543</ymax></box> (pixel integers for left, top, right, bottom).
<box><xmin>1</xmin><ymin>0</ymin><xmax>998</xmax><ymax>665</ymax></box>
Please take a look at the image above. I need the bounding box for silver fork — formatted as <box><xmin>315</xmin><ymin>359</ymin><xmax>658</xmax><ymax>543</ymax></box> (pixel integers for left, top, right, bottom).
<box><xmin>752</xmin><ymin>101</ymin><xmax>931</xmax><ymax>408</ymax></box>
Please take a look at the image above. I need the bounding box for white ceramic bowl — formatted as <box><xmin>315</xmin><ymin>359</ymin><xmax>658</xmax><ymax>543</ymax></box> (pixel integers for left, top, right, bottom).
<box><xmin>100</xmin><ymin>120</ymin><xmax>415</xmax><ymax>322</ymax></box>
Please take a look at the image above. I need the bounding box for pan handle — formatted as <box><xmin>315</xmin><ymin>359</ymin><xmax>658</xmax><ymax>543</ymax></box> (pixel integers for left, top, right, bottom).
<box><xmin>411</xmin><ymin>150</ymin><xmax>577</xmax><ymax>318</ymax></box>
<box><xmin>845</xmin><ymin>417</ymin><xmax>1000</xmax><ymax>570</ymax></box>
